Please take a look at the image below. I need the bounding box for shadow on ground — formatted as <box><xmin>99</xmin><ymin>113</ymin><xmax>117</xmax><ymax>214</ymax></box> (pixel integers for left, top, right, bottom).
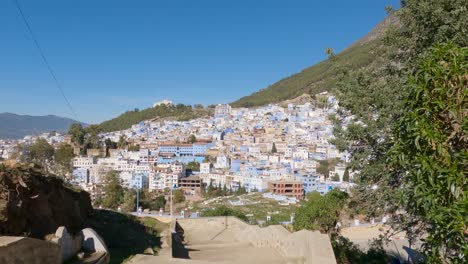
<box><xmin>86</xmin><ymin>210</ymin><xmax>167</xmax><ymax>264</ymax></box>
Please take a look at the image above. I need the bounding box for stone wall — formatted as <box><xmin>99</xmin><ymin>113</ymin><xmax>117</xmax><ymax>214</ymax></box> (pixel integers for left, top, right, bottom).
<box><xmin>0</xmin><ymin>236</ymin><xmax>61</xmax><ymax>264</ymax></box>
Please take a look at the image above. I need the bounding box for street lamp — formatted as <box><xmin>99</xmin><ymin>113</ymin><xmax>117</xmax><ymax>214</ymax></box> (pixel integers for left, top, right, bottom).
<box><xmin>170</xmin><ymin>183</ymin><xmax>177</xmax><ymax>221</ymax></box>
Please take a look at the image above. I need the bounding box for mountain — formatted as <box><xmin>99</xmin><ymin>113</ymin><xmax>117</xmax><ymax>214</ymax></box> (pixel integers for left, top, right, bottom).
<box><xmin>231</xmin><ymin>14</ymin><xmax>400</xmax><ymax>107</ymax></box>
<box><xmin>96</xmin><ymin>104</ymin><xmax>213</xmax><ymax>133</ymax></box>
<box><xmin>0</xmin><ymin>112</ymin><xmax>83</xmax><ymax>139</ymax></box>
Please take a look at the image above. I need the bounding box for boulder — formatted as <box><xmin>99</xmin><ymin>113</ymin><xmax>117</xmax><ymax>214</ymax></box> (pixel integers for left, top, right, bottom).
<box><xmin>81</xmin><ymin>228</ymin><xmax>109</xmax><ymax>253</ymax></box>
<box><xmin>52</xmin><ymin>226</ymin><xmax>84</xmax><ymax>262</ymax></box>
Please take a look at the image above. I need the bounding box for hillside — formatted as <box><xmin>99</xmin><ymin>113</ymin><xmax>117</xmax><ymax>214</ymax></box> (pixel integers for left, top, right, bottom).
<box><xmin>0</xmin><ymin>112</ymin><xmax>83</xmax><ymax>139</ymax></box>
<box><xmin>96</xmin><ymin>104</ymin><xmax>213</xmax><ymax>133</ymax></box>
<box><xmin>0</xmin><ymin>164</ymin><xmax>93</xmax><ymax>238</ymax></box>
<box><xmin>231</xmin><ymin>14</ymin><xmax>399</xmax><ymax>107</ymax></box>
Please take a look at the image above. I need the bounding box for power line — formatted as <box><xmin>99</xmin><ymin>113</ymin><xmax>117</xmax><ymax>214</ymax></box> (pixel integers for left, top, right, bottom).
<box><xmin>12</xmin><ymin>0</ymin><xmax>81</xmax><ymax>123</ymax></box>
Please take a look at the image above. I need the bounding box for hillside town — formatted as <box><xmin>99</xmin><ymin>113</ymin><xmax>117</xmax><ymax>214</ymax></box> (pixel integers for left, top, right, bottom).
<box><xmin>0</xmin><ymin>94</ymin><xmax>353</xmax><ymax>205</ymax></box>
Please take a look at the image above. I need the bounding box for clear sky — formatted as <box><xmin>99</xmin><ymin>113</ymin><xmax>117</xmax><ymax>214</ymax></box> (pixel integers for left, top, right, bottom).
<box><xmin>0</xmin><ymin>0</ymin><xmax>400</xmax><ymax>124</ymax></box>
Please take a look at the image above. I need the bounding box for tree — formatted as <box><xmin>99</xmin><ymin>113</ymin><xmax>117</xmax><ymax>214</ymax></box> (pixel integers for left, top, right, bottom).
<box><xmin>21</xmin><ymin>138</ymin><xmax>54</xmax><ymax>170</ymax></box>
<box><xmin>102</xmin><ymin>171</ymin><xmax>124</xmax><ymax>209</ymax></box>
<box><xmin>117</xmin><ymin>135</ymin><xmax>127</xmax><ymax>149</ymax></box>
<box><xmin>173</xmin><ymin>189</ymin><xmax>185</xmax><ymax>203</ymax></box>
<box><xmin>236</xmin><ymin>185</ymin><xmax>247</xmax><ymax>195</ymax></box>
<box><xmin>186</xmin><ymin>161</ymin><xmax>200</xmax><ymax>171</ymax></box>
<box><xmin>54</xmin><ymin>143</ymin><xmax>74</xmax><ymax>175</ymax></box>
<box><xmin>104</xmin><ymin>138</ymin><xmax>117</xmax><ymax>157</ymax></box>
<box><xmin>84</xmin><ymin>125</ymin><xmax>101</xmax><ymax>149</ymax></box>
<box><xmin>342</xmin><ymin>168</ymin><xmax>350</xmax><ymax>182</ymax></box>
<box><xmin>271</xmin><ymin>143</ymin><xmax>277</xmax><ymax>153</ymax></box>
<box><xmin>206</xmin><ymin>180</ymin><xmax>214</xmax><ymax>197</ymax></box>
<box><xmin>331</xmin><ymin>173</ymin><xmax>340</xmax><ymax>182</ymax></box>
<box><xmin>317</xmin><ymin>160</ymin><xmax>330</xmax><ymax>178</ymax></box>
<box><xmin>293</xmin><ymin>189</ymin><xmax>348</xmax><ymax>234</ymax></box>
<box><xmin>121</xmin><ymin>189</ymin><xmax>136</xmax><ymax>212</ymax></box>
<box><xmin>188</xmin><ymin>134</ymin><xmax>197</xmax><ymax>144</ymax></box>
<box><xmin>68</xmin><ymin>123</ymin><xmax>85</xmax><ymax>146</ymax></box>
<box><xmin>138</xmin><ymin>190</ymin><xmax>167</xmax><ymax>211</ymax></box>
<box><xmin>325</xmin><ymin>47</ymin><xmax>335</xmax><ymax>59</ymax></box>
<box><xmin>391</xmin><ymin>43</ymin><xmax>467</xmax><ymax>263</ymax></box>
<box><xmin>128</xmin><ymin>144</ymin><xmax>140</xmax><ymax>152</ymax></box>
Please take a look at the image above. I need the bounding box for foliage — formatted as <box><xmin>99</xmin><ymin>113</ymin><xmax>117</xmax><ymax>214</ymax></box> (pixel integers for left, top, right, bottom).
<box><xmin>331</xmin><ymin>173</ymin><xmax>340</xmax><ymax>182</ymax></box>
<box><xmin>128</xmin><ymin>144</ymin><xmax>140</xmax><ymax>152</ymax></box>
<box><xmin>391</xmin><ymin>43</ymin><xmax>467</xmax><ymax>263</ymax></box>
<box><xmin>331</xmin><ymin>1</ymin><xmax>467</xmax><ymax>262</ymax></box>
<box><xmin>271</xmin><ymin>143</ymin><xmax>277</xmax><ymax>153</ymax></box>
<box><xmin>173</xmin><ymin>189</ymin><xmax>186</xmax><ymax>203</ymax></box>
<box><xmin>102</xmin><ymin>171</ymin><xmax>124</xmax><ymax>209</ymax></box>
<box><xmin>96</xmin><ymin>104</ymin><xmax>212</xmax><ymax>133</ymax></box>
<box><xmin>54</xmin><ymin>143</ymin><xmax>74</xmax><ymax>174</ymax></box>
<box><xmin>331</xmin><ymin>234</ymin><xmax>391</xmax><ymax>264</ymax></box>
<box><xmin>142</xmin><ymin>190</ymin><xmax>164</xmax><ymax>211</ymax></box>
<box><xmin>121</xmin><ymin>189</ymin><xmax>136</xmax><ymax>212</ymax></box>
<box><xmin>117</xmin><ymin>135</ymin><xmax>127</xmax><ymax>149</ymax></box>
<box><xmin>342</xmin><ymin>168</ymin><xmax>350</xmax><ymax>182</ymax></box>
<box><xmin>68</xmin><ymin>123</ymin><xmax>85</xmax><ymax>145</ymax></box>
<box><xmin>232</xmin><ymin>34</ymin><xmax>386</xmax><ymax>107</ymax></box>
<box><xmin>188</xmin><ymin>134</ymin><xmax>197</xmax><ymax>144</ymax></box>
<box><xmin>202</xmin><ymin>205</ymin><xmax>249</xmax><ymax>222</ymax></box>
<box><xmin>316</xmin><ymin>159</ymin><xmax>340</xmax><ymax>179</ymax></box>
<box><xmin>186</xmin><ymin>161</ymin><xmax>200</xmax><ymax>171</ymax></box>
<box><xmin>19</xmin><ymin>138</ymin><xmax>54</xmax><ymax>170</ymax></box>
<box><xmin>84</xmin><ymin>125</ymin><xmax>101</xmax><ymax>149</ymax></box>
<box><xmin>293</xmin><ymin>190</ymin><xmax>348</xmax><ymax>234</ymax></box>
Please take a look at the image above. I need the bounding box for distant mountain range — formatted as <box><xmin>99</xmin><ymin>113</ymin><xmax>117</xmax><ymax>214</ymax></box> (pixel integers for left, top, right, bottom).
<box><xmin>0</xmin><ymin>113</ymin><xmax>84</xmax><ymax>139</ymax></box>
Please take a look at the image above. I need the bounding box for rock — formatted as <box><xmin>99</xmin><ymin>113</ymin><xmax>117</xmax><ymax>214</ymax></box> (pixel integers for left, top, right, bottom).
<box><xmin>0</xmin><ymin>165</ymin><xmax>94</xmax><ymax>239</ymax></box>
<box><xmin>53</xmin><ymin>226</ymin><xmax>84</xmax><ymax>262</ymax></box>
<box><xmin>143</xmin><ymin>247</ymin><xmax>155</xmax><ymax>255</ymax></box>
<box><xmin>81</xmin><ymin>228</ymin><xmax>109</xmax><ymax>253</ymax></box>
<box><xmin>0</xmin><ymin>236</ymin><xmax>61</xmax><ymax>264</ymax></box>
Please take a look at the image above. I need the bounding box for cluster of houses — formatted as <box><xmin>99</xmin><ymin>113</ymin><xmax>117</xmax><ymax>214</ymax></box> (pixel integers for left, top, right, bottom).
<box><xmin>70</xmin><ymin>95</ymin><xmax>352</xmax><ymax>201</ymax></box>
<box><xmin>1</xmin><ymin>94</ymin><xmax>354</xmax><ymax>202</ymax></box>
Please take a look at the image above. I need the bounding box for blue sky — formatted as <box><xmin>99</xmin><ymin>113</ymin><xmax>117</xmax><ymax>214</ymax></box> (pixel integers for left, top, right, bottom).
<box><xmin>0</xmin><ymin>0</ymin><xmax>400</xmax><ymax>124</ymax></box>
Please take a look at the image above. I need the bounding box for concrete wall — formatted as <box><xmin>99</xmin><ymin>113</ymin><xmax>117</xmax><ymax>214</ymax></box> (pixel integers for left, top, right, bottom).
<box><xmin>176</xmin><ymin>217</ymin><xmax>336</xmax><ymax>264</ymax></box>
<box><xmin>0</xmin><ymin>236</ymin><xmax>61</xmax><ymax>264</ymax></box>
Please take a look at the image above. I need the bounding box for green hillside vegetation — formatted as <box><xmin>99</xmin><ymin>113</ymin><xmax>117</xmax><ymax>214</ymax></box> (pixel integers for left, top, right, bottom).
<box><xmin>231</xmin><ymin>15</ymin><xmax>397</xmax><ymax>107</ymax></box>
<box><xmin>96</xmin><ymin>104</ymin><xmax>212</xmax><ymax>133</ymax></box>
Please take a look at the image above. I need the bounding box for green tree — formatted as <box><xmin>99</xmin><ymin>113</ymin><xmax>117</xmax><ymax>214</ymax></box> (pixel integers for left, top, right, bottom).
<box><xmin>293</xmin><ymin>190</ymin><xmax>348</xmax><ymax>234</ymax></box>
<box><xmin>85</xmin><ymin>125</ymin><xmax>101</xmax><ymax>149</ymax></box>
<box><xmin>188</xmin><ymin>134</ymin><xmax>197</xmax><ymax>144</ymax></box>
<box><xmin>102</xmin><ymin>171</ymin><xmax>124</xmax><ymax>209</ymax></box>
<box><xmin>317</xmin><ymin>159</ymin><xmax>330</xmax><ymax>178</ymax></box>
<box><xmin>271</xmin><ymin>143</ymin><xmax>277</xmax><ymax>153</ymax></box>
<box><xmin>331</xmin><ymin>173</ymin><xmax>340</xmax><ymax>182</ymax></box>
<box><xmin>342</xmin><ymin>168</ymin><xmax>350</xmax><ymax>182</ymax></box>
<box><xmin>206</xmin><ymin>181</ymin><xmax>214</xmax><ymax>197</ymax></box>
<box><xmin>121</xmin><ymin>189</ymin><xmax>136</xmax><ymax>212</ymax></box>
<box><xmin>391</xmin><ymin>43</ymin><xmax>467</xmax><ymax>263</ymax></box>
<box><xmin>128</xmin><ymin>144</ymin><xmax>140</xmax><ymax>152</ymax></box>
<box><xmin>236</xmin><ymin>185</ymin><xmax>247</xmax><ymax>195</ymax></box>
<box><xmin>173</xmin><ymin>189</ymin><xmax>185</xmax><ymax>203</ymax></box>
<box><xmin>117</xmin><ymin>135</ymin><xmax>127</xmax><ymax>149</ymax></box>
<box><xmin>21</xmin><ymin>138</ymin><xmax>55</xmax><ymax>170</ymax></box>
<box><xmin>68</xmin><ymin>123</ymin><xmax>85</xmax><ymax>146</ymax></box>
<box><xmin>325</xmin><ymin>47</ymin><xmax>335</xmax><ymax>59</ymax></box>
<box><xmin>186</xmin><ymin>161</ymin><xmax>200</xmax><ymax>171</ymax></box>
<box><xmin>54</xmin><ymin>143</ymin><xmax>74</xmax><ymax>175</ymax></box>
